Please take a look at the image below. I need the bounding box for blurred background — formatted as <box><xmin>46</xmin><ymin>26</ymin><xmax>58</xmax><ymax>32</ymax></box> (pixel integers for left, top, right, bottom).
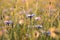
<box><xmin>0</xmin><ymin>0</ymin><xmax>60</xmax><ymax>40</ymax></box>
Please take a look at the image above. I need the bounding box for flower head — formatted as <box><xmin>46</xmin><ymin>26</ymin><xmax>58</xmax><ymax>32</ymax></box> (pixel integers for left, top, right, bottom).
<box><xmin>49</xmin><ymin>27</ymin><xmax>56</xmax><ymax>32</ymax></box>
<box><xmin>4</xmin><ymin>20</ymin><xmax>13</xmax><ymax>25</ymax></box>
<box><xmin>26</xmin><ymin>14</ymin><xmax>35</xmax><ymax>19</ymax></box>
<box><xmin>35</xmin><ymin>25</ymin><xmax>43</xmax><ymax>29</ymax></box>
<box><xmin>35</xmin><ymin>17</ymin><xmax>41</xmax><ymax>20</ymax></box>
<box><xmin>47</xmin><ymin>27</ymin><xmax>57</xmax><ymax>38</ymax></box>
<box><xmin>33</xmin><ymin>30</ymin><xmax>40</xmax><ymax>38</ymax></box>
<box><xmin>46</xmin><ymin>31</ymin><xmax>51</xmax><ymax>36</ymax></box>
<box><xmin>50</xmin><ymin>32</ymin><xmax>57</xmax><ymax>38</ymax></box>
<box><xmin>19</xmin><ymin>20</ymin><xmax>24</xmax><ymax>25</ymax></box>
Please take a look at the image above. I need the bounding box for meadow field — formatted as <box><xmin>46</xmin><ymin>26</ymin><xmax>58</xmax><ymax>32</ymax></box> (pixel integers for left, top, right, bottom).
<box><xmin>0</xmin><ymin>0</ymin><xmax>60</xmax><ymax>40</ymax></box>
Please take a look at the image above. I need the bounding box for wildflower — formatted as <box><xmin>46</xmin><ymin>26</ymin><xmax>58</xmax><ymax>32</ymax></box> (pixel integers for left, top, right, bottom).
<box><xmin>46</xmin><ymin>31</ymin><xmax>51</xmax><ymax>36</ymax></box>
<box><xmin>35</xmin><ymin>17</ymin><xmax>41</xmax><ymax>20</ymax></box>
<box><xmin>4</xmin><ymin>20</ymin><xmax>13</xmax><ymax>26</ymax></box>
<box><xmin>33</xmin><ymin>30</ymin><xmax>40</xmax><ymax>38</ymax></box>
<box><xmin>26</xmin><ymin>14</ymin><xmax>35</xmax><ymax>20</ymax></box>
<box><xmin>46</xmin><ymin>31</ymin><xmax>57</xmax><ymax>38</ymax></box>
<box><xmin>50</xmin><ymin>32</ymin><xmax>57</xmax><ymax>38</ymax></box>
<box><xmin>49</xmin><ymin>27</ymin><xmax>60</xmax><ymax>36</ymax></box>
<box><xmin>35</xmin><ymin>25</ymin><xmax>43</xmax><ymax>29</ymax></box>
<box><xmin>49</xmin><ymin>27</ymin><xmax>56</xmax><ymax>32</ymax></box>
<box><xmin>48</xmin><ymin>27</ymin><xmax>57</xmax><ymax>38</ymax></box>
<box><xmin>19</xmin><ymin>20</ymin><xmax>24</xmax><ymax>25</ymax></box>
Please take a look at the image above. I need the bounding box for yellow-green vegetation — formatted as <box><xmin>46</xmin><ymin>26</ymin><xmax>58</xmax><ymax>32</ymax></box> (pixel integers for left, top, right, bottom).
<box><xmin>0</xmin><ymin>0</ymin><xmax>60</xmax><ymax>40</ymax></box>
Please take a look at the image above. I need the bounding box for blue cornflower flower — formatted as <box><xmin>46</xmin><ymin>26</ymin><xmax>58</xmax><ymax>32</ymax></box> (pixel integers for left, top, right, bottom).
<box><xmin>46</xmin><ymin>31</ymin><xmax>51</xmax><ymax>36</ymax></box>
<box><xmin>26</xmin><ymin>14</ymin><xmax>35</xmax><ymax>20</ymax></box>
<box><xmin>4</xmin><ymin>20</ymin><xmax>13</xmax><ymax>26</ymax></box>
